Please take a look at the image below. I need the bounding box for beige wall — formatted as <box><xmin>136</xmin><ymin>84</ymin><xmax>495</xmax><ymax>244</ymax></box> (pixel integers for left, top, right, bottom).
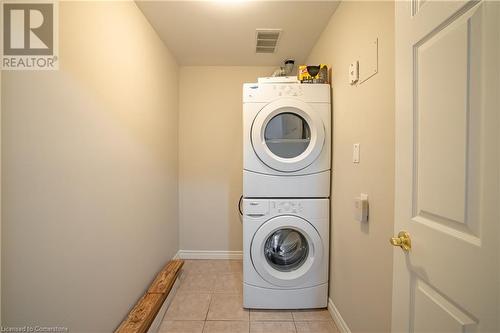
<box><xmin>307</xmin><ymin>2</ymin><xmax>395</xmax><ymax>332</ymax></box>
<box><xmin>0</xmin><ymin>52</ymin><xmax>2</xmax><ymax>326</ymax></box>
<box><xmin>178</xmin><ymin>66</ymin><xmax>273</xmax><ymax>252</ymax></box>
<box><xmin>1</xmin><ymin>2</ymin><xmax>178</xmax><ymax>331</ymax></box>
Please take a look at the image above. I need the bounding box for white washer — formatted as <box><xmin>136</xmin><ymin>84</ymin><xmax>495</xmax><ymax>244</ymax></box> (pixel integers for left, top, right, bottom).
<box><xmin>243</xmin><ymin>198</ymin><xmax>329</xmax><ymax>309</ymax></box>
<box><xmin>243</xmin><ymin>83</ymin><xmax>331</xmax><ymax>198</ymax></box>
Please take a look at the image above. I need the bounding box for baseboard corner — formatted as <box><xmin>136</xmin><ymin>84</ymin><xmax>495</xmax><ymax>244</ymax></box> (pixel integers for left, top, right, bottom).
<box><xmin>328</xmin><ymin>297</ymin><xmax>351</xmax><ymax>333</ymax></box>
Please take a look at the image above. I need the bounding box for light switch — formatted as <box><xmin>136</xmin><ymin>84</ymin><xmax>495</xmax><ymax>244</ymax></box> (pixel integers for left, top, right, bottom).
<box><xmin>353</xmin><ymin>143</ymin><xmax>360</xmax><ymax>163</ymax></box>
<box><xmin>349</xmin><ymin>61</ymin><xmax>359</xmax><ymax>85</ymax></box>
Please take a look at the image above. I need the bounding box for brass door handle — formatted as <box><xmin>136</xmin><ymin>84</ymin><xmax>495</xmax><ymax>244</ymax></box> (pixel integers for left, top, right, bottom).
<box><xmin>390</xmin><ymin>231</ymin><xmax>411</xmax><ymax>252</ymax></box>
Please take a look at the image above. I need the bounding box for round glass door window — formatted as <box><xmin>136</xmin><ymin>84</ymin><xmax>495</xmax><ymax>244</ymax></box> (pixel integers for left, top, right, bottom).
<box><xmin>264</xmin><ymin>112</ymin><xmax>311</xmax><ymax>158</ymax></box>
<box><xmin>264</xmin><ymin>228</ymin><xmax>309</xmax><ymax>272</ymax></box>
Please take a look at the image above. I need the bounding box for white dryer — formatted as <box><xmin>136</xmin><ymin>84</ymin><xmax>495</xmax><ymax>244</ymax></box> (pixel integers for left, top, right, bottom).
<box><xmin>243</xmin><ymin>83</ymin><xmax>331</xmax><ymax>198</ymax></box>
<box><xmin>243</xmin><ymin>198</ymin><xmax>329</xmax><ymax>309</ymax></box>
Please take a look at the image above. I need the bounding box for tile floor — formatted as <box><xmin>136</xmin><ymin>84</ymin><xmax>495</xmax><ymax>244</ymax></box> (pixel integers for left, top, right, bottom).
<box><xmin>159</xmin><ymin>260</ymin><xmax>339</xmax><ymax>333</ymax></box>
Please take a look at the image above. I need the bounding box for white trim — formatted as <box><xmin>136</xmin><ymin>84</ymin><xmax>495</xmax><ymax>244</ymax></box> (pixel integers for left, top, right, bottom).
<box><xmin>328</xmin><ymin>297</ymin><xmax>351</xmax><ymax>333</ymax></box>
<box><xmin>146</xmin><ymin>277</ymin><xmax>180</xmax><ymax>333</ymax></box>
<box><xmin>172</xmin><ymin>251</ymin><xmax>180</xmax><ymax>260</ymax></box>
<box><xmin>177</xmin><ymin>250</ymin><xmax>243</xmax><ymax>260</ymax></box>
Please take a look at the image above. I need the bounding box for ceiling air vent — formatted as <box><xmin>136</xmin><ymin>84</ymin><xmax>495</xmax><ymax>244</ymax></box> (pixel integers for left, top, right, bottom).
<box><xmin>255</xmin><ymin>29</ymin><xmax>281</xmax><ymax>54</ymax></box>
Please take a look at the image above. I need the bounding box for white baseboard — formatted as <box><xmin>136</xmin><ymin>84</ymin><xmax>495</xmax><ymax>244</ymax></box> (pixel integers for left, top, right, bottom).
<box><xmin>328</xmin><ymin>297</ymin><xmax>351</xmax><ymax>333</ymax></box>
<box><xmin>176</xmin><ymin>250</ymin><xmax>243</xmax><ymax>260</ymax></box>
<box><xmin>172</xmin><ymin>251</ymin><xmax>180</xmax><ymax>260</ymax></box>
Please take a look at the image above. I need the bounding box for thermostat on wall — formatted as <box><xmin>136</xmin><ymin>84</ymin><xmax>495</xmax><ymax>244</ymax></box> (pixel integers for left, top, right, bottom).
<box><xmin>354</xmin><ymin>193</ymin><xmax>369</xmax><ymax>222</ymax></box>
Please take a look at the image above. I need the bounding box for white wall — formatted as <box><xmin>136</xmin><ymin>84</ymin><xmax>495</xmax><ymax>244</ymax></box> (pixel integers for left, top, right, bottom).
<box><xmin>178</xmin><ymin>66</ymin><xmax>274</xmax><ymax>253</ymax></box>
<box><xmin>307</xmin><ymin>2</ymin><xmax>395</xmax><ymax>332</ymax></box>
<box><xmin>1</xmin><ymin>2</ymin><xmax>179</xmax><ymax>331</ymax></box>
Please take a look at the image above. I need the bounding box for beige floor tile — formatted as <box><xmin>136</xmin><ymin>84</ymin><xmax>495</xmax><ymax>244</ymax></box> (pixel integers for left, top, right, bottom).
<box><xmin>182</xmin><ymin>260</ymin><xmax>215</xmax><ymax>274</ymax></box>
<box><xmin>163</xmin><ymin>260</ymin><xmax>341</xmax><ymax>333</ymax></box>
<box><xmin>210</xmin><ymin>260</ymin><xmax>243</xmax><ymax>274</ymax></box>
<box><xmin>165</xmin><ymin>293</ymin><xmax>211</xmax><ymax>321</ymax></box>
<box><xmin>229</xmin><ymin>260</ymin><xmax>243</xmax><ymax>272</ymax></box>
<box><xmin>250</xmin><ymin>310</ymin><xmax>293</xmax><ymax>321</ymax></box>
<box><xmin>295</xmin><ymin>321</ymin><xmax>339</xmax><ymax>333</ymax></box>
<box><xmin>159</xmin><ymin>320</ymin><xmax>205</xmax><ymax>333</ymax></box>
<box><xmin>207</xmin><ymin>294</ymin><xmax>249</xmax><ymax>321</ymax></box>
<box><xmin>178</xmin><ymin>273</ymin><xmax>217</xmax><ymax>293</ymax></box>
<box><xmin>203</xmin><ymin>321</ymin><xmax>249</xmax><ymax>333</ymax></box>
<box><xmin>292</xmin><ymin>309</ymin><xmax>332</xmax><ymax>321</ymax></box>
<box><xmin>182</xmin><ymin>260</ymin><xmax>242</xmax><ymax>275</ymax></box>
<box><xmin>213</xmin><ymin>273</ymin><xmax>243</xmax><ymax>294</ymax></box>
<box><xmin>178</xmin><ymin>269</ymin><xmax>189</xmax><ymax>281</ymax></box>
<box><xmin>250</xmin><ymin>321</ymin><xmax>296</xmax><ymax>333</ymax></box>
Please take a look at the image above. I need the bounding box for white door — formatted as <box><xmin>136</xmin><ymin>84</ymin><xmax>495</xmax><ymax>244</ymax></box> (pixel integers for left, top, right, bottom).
<box><xmin>251</xmin><ymin>215</ymin><xmax>323</xmax><ymax>287</ymax></box>
<box><xmin>251</xmin><ymin>98</ymin><xmax>325</xmax><ymax>172</ymax></box>
<box><xmin>393</xmin><ymin>1</ymin><xmax>499</xmax><ymax>332</ymax></box>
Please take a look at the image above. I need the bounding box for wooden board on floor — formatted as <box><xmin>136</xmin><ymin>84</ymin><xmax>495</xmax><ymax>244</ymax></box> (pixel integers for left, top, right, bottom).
<box><xmin>148</xmin><ymin>260</ymin><xmax>184</xmax><ymax>294</ymax></box>
<box><xmin>115</xmin><ymin>293</ymin><xmax>164</xmax><ymax>333</ymax></box>
<box><xmin>115</xmin><ymin>259</ymin><xmax>184</xmax><ymax>333</ymax></box>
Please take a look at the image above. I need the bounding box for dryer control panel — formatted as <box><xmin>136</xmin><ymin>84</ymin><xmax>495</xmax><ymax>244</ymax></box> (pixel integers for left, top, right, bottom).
<box><xmin>243</xmin><ymin>83</ymin><xmax>330</xmax><ymax>103</ymax></box>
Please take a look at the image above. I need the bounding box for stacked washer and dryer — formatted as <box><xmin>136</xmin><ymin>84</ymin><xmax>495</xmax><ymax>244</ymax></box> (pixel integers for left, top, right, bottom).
<box><xmin>242</xmin><ymin>79</ymin><xmax>331</xmax><ymax>309</ymax></box>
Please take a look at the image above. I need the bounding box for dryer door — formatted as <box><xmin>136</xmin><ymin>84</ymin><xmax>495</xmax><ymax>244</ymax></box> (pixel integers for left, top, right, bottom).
<box><xmin>251</xmin><ymin>215</ymin><xmax>324</xmax><ymax>288</ymax></box>
<box><xmin>251</xmin><ymin>99</ymin><xmax>325</xmax><ymax>172</ymax></box>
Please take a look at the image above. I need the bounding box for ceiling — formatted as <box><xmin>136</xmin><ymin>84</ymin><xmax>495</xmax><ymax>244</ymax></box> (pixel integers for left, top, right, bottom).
<box><xmin>136</xmin><ymin>1</ymin><xmax>339</xmax><ymax>66</ymax></box>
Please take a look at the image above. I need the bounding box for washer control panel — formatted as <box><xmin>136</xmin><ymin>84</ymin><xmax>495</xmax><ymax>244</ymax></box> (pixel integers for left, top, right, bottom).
<box><xmin>243</xmin><ymin>199</ymin><xmax>328</xmax><ymax>220</ymax></box>
<box><xmin>244</xmin><ymin>199</ymin><xmax>303</xmax><ymax>216</ymax></box>
<box><xmin>271</xmin><ymin>200</ymin><xmax>303</xmax><ymax>214</ymax></box>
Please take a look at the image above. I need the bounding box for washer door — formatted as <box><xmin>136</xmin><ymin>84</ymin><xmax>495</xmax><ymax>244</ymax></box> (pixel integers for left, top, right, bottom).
<box><xmin>251</xmin><ymin>215</ymin><xmax>323</xmax><ymax>288</ymax></box>
<box><xmin>251</xmin><ymin>98</ymin><xmax>325</xmax><ymax>172</ymax></box>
